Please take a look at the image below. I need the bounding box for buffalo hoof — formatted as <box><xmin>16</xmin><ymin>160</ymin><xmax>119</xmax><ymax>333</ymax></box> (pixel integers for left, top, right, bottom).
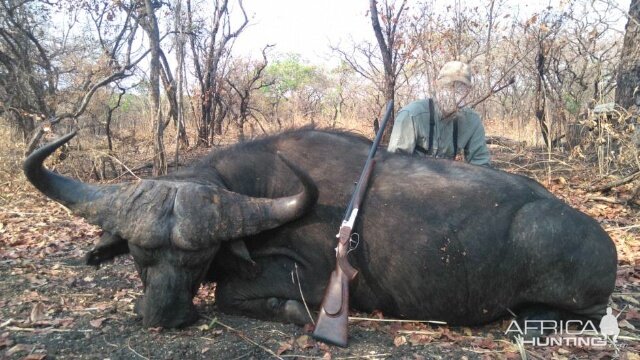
<box><xmin>267</xmin><ymin>298</ymin><xmax>312</xmax><ymax>325</ymax></box>
<box><xmin>514</xmin><ymin>305</ymin><xmax>566</xmax><ymax>339</ymax></box>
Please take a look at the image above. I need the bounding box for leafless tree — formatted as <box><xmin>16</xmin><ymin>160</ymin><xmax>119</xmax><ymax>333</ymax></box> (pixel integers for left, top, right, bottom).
<box><xmin>369</xmin><ymin>0</ymin><xmax>413</xmax><ymax>139</ymax></box>
<box><xmin>226</xmin><ymin>45</ymin><xmax>273</xmax><ymax>140</ymax></box>
<box><xmin>331</xmin><ymin>0</ymin><xmax>415</xmax><ymax>138</ymax></box>
<box><xmin>0</xmin><ymin>0</ymin><xmax>147</xmax><ymax>154</ymax></box>
<box><xmin>186</xmin><ymin>0</ymin><xmax>248</xmax><ymax>146</ymax></box>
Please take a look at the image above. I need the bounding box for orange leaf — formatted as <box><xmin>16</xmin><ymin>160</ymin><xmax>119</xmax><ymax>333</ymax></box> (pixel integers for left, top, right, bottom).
<box><xmin>89</xmin><ymin>317</ymin><xmax>106</xmax><ymax>328</ymax></box>
<box><xmin>276</xmin><ymin>341</ymin><xmax>292</xmax><ymax>355</ymax></box>
<box><xmin>393</xmin><ymin>335</ymin><xmax>407</xmax><ymax>347</ymax></box>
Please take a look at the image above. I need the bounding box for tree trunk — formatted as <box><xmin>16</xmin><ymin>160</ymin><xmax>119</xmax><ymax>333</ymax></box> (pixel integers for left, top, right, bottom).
<box><xmin>615</xmin><ymin>0</ymin><xmax>640</xmax><ymax>109</ymax></box>
<box><xmin>535</xmin><ymin>44</ymin><xmax>550</xmax><ymax>147</ymax></box>
<box><xmin>105</xmin><ymin>89</ymin><xmax>125</xmax><ymax>152</ymax></box>
<box><xmin>175</xmin><ymin>0</ymin><xmax>186</xmax><ymax>170</ymax></box>
<box><xmin>144</xmin><ymin>0</ymin><xmax>166</xmax><ymax>176</ymax></box>
<box><xmin>370</xmin><ymin>0</ymin><xmax>399</xmax><ymax>142</ymax></box>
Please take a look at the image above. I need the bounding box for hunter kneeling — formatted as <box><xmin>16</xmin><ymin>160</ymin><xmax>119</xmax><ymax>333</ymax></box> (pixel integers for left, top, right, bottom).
<box><xmin>388</xmin><ymin>61</ymin><xmax>491</xmax><ymax>166</ymax></box>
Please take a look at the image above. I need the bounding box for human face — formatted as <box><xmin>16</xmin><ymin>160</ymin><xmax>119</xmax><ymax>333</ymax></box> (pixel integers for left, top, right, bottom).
<box><xmin>437</xmin><ymin>82</ymin><xmax>471</xmax><ymax>116</ymax></box>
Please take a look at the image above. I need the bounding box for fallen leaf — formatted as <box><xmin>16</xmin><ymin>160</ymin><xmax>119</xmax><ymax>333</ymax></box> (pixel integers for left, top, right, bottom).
<box><xmin>619</xmin><ymin>319</ymin><xmax>636</xmax><ymax>330</ymax></box>
<box><xmin>626</xmin><ymin>351</ymin><xmax>640</xmax><ymax>360</ymax></box>
<box><xmin>473</xmin><ymin>335</ymin><xmax>496</xmax><ymax>350</ymax></box>
<box><xmin>317</xmin><ymin>342</ymin><xmax>331</xmax><ymax>352</ymax></box>
<box><xmin>6</xmin><ymin>344</ymin><xmax>34</xmax><ymax>356</ymax></box>
<box><xmin>393</xmin><ymin>335</ymin><xmax>407</xmax><ymax>347</ymax></box>
<box><xmin>551</xmin><ymin>352</ymin><xmax>568</xmax><ymax>360</ymax></box>
<box><xmin>295</xmin><ymin>334</ymin><xmax>313</xmax><ymax>349</ymax></box>
<box><xmin>408</xmin><ymin>333</ymin><xmax>432</xmax><ymax>346</ymax></box>
<box><xmin>322</xmin><ymin>352</ymin><xmax>332</xmax><ymax>360</ymax></box>
<box><xmin>30</xmin><ymin>302</ymin><xmax>46</xmax><ymax>323</ymax></box>
<box><xmin>276</xmin><ymin>341</ymin><xmax>292</xmax><ymax>355</ymax></box>
<box><xmin>441</xmin><ymin>327</ymin><xmax>461</xmax><ymax>342</ymax></box>
<box><xmin>89</xmin><ymin>317</ymin><xmax>106</xmax><ymax>328</ymax></box>
<box><xmin>0</xmin><ymin>337</ymin><xmax>15</xmax><ymax>349</ymax></box>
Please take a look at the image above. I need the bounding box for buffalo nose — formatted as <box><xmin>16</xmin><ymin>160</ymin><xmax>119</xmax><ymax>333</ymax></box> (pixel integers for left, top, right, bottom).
<box><xmin>141</xmin><ymin>305</ymin><xmax>199</xmax><ymax>328</ymax></box>
<box><xmin>136</xmin><ymin>297</ymin><xmax>199</xmax><ymax>328</ymax></box>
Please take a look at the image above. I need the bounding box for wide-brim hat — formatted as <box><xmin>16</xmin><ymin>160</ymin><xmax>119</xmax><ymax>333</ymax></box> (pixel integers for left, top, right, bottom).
<box><xmin>437</xmin><ymin>61</ymin><xmax>472</xmax><ymax>87</ymax></box>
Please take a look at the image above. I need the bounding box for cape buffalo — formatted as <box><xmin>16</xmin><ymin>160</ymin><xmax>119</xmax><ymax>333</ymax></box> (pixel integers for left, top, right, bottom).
<box><xmin>23</xmin><ymin>129</ymin><xmax>616</xmax><ymax>330</ymax></box>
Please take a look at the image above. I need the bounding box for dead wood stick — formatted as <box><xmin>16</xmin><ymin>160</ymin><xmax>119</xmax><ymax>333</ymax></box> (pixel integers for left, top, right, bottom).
<box><xmin>586</xmin><ymin>196</ymin><xmax>625</xmax><ymax>204</ymax></box>
<box><xmin>334</xmin><ymin>355</ymin><xmax>392</xmax><ymax>360</ymax></box>
<box><xmin>5</xmin><ymin>326</ymin><xmax>91</xmax><ymax>333</ymax></box>
<box><xmin>204</xmin><ymin>316</ymin><xmax>283</xmax><ymax>360</ymax></box>
<box><xmin>93</xmin><ymin>150</ymin><xmax>140</xmax><ymax>180</ymax></box>
<box><xmin>582</xmin><ymin>170</ymin><xmax>640</xmax><ymax>192</ymax></box>
<box><xmin>348</xmin><ymin>316</ymin><xmax>446</xmax><ymax>324</ymax></box>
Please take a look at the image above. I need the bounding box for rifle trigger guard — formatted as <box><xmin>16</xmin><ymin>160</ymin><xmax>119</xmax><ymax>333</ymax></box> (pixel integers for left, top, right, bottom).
<box><xmin>347</xmin><ymin>233</ymin><xmax>360</xmax><ymax>254</ymax></box>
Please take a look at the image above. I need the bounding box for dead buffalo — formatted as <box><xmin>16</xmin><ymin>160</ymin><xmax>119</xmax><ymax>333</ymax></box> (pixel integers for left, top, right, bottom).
<box><xmin>23</xmin><ymin>129</ymin><xmax>616</xmax><ymax>330</ymax></box>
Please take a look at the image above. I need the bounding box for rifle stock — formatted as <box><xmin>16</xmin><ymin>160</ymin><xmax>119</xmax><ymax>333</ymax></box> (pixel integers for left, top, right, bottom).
<box><xmin>312</xmin><ymin>252</ymin><xmax>352</xmax><ymax>346</ymax></box>
<box><xmin>312</xmin><ymin>101</ymin><xmax>393</xmax><ymax>347</ymax></box>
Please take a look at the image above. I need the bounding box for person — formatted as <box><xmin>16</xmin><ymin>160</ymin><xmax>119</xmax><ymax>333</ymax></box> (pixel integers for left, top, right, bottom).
<box><xmin>387</xmin><ymin>61</ymin><xmax>491</xmax><ymax>166</ymax></box>
<box><xmin>599</xmin><ymin>307</ymin><xmax>620</xmax><ymax>343</ymax></box>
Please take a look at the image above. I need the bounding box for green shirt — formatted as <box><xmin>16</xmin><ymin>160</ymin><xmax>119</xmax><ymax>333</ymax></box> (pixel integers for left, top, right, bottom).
<box><xmin>387</xmin><ymin>99</ymin><xmax>491</xmax><ymax>166</ymax></box>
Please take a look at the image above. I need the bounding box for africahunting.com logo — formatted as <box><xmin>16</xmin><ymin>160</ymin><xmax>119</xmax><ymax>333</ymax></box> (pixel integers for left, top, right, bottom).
<box><xmin>504</xmin><ymin>307</ymin><xmax>622</xmax><ymax>347</ymax></box>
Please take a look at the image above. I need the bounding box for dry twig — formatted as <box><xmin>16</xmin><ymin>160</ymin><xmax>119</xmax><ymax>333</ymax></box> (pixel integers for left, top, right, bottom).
<box><xmin>127</xmin><ymin>338</ymin><xmax>150</xmax><ymax>360</ymax></box>
<box><xmin>204</xmin><ymin>316</ymin><xmax>283</xmax><ymax>360</ymax></box>
<box><xmin>348</xmin><ymin>316</ymin><xmax>446</xmax><ymax>324</ymax></box>
<box><xmin>582</xmin><ymin>170</ymin><xmax>640</xmax><ymax>192</ymax></box>
<box><xmin>293</xmin><ymin>263</ymin><xmax>315</xmax><ymax>325</ymax></box>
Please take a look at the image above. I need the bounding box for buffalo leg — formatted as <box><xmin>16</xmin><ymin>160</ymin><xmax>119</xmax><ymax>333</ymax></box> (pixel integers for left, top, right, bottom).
<box><xmin>215</xmin><ymin>261</ymin><xmax>322</xmax><ymax>325</ymax></box>
<box><xmin>216</xmin><ymin>297</ymin><xmax>311</xmax><ymax>325</ymax></box>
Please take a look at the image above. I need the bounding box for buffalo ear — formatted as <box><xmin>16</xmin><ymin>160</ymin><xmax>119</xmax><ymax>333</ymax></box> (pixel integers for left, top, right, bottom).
<box><xmin>228</xmin><ymin>240</ymin><xmax>256</xmax><ymax>265</ymax></box>
<box><xmin>85</xmin><ymin>232</ymin><xmax>129</xmax><ymax>267</ymax></box>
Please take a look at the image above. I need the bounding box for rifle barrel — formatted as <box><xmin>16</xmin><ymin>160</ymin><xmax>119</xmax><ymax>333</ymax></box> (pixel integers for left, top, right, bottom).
<box><xmin>342</xmin><ymin>100</ymin><xmax>393</xmax><ymax>221</ymax></box>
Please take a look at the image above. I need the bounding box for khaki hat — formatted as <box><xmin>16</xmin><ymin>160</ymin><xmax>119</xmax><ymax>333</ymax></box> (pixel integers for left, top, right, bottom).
<box><xmin>437</xmin><ymin>61</ymin><xmax>472</xmax><ymax>87</ymax></box>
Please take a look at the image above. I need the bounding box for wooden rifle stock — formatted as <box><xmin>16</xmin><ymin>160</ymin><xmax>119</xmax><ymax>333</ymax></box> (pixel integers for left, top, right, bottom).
<box><xmin>312</xmin><ymin>101</ymin><xmax>393</xmax><ymax>347</ymax></box>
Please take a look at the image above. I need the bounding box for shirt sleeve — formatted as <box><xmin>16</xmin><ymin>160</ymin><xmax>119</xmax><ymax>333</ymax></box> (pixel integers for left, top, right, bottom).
<box><xmin>387</xmin><ymin>109</ymin><xmax>416</xmax><ymax>154</ymax></box>
<box><xmin>464</xmin><ymin>114</ymin><xmax>491</xmax><ymax>166</ymax></box>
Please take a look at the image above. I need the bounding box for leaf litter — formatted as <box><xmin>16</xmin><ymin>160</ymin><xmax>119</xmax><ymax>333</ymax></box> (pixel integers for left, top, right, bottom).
<box><xmin>0</xmin><ymin>148</ymin><xmax>638</xmax><ymax>359</ymax></box>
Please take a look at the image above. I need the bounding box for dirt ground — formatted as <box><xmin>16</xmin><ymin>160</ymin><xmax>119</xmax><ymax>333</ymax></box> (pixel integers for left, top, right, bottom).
<box><xmin>1</xmin><ymin>142</ymin><xmax>639</xmax><ymax>360</ymax></box>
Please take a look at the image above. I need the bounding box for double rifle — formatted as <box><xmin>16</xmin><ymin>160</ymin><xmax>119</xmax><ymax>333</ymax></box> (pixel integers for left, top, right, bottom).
<box><xmin>312</xmin><ymin>101</ymin><xmax>394</xmax><ymax>347</ymax></box>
